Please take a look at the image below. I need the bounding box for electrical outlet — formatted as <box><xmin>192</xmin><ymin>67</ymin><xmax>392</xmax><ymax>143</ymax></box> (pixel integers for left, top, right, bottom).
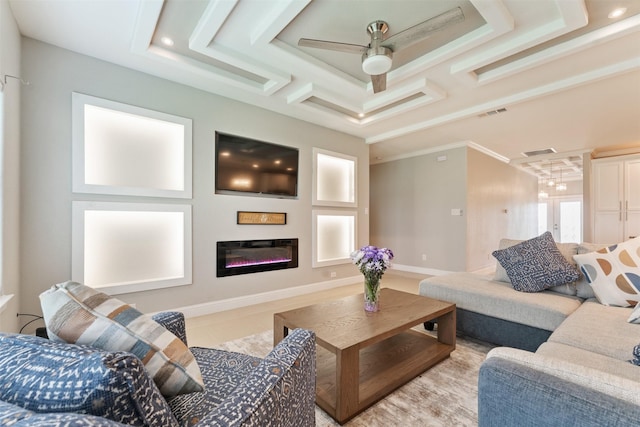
<box><xmin>422</xmin><ymin>254</ymin><xmax>427</xmax><ymax>261</ymax></box>
<box><xmin>330</xmin><ymin>271</ymin><xmax>337</xmax><ymax>278</ymax></box>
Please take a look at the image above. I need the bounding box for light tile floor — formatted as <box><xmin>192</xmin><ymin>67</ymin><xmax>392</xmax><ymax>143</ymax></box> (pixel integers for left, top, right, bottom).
<box><xmin>185</xmin><ymin>271</ymin><xmax>428</xmax><ymax>347</ymax></box>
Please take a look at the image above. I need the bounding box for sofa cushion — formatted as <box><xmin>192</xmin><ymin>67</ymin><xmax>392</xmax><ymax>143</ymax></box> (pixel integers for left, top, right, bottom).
<box><xmin>548</xmin><ymin>301</ymin><xmax>640</xmax><ymax>361</ymax></box>
<box><xmin>167</xmin><ymin>348</ymin><xmax>261</xmax><ymax>425</ymax></box>
<box><xmin>492</xmin><ymin>232</ymin><xmax>580</xmax><ymax>292</ymax></box>
<box><xmin>573</xmin><ymin>237</ymin><xmax>640</xmax><ymax>307</ymax></box>
<box><xmin>40</xmin><ymin>281</ymin><xmax>204</xmax><ymax>397</ymax></box>
<box><xmin>0</xmin><ymin>333</ymin><xmax>178</xmax><ymax>426</ymax></box>
<box><xmin>419</xmin><ymin>272</ymin><xmax>583</xmax><ymax>331</ymax></box>
<box><xmin>537</xmin><ymin>342</ymin><xmax>640</xmax><ymax>381</ymax></box>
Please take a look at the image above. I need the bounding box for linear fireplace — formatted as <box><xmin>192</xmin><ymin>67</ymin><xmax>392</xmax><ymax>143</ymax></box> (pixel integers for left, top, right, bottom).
<box><xmin>216</xmin><ymin>238</ymin><xmax>298</xmax><ymax>277</ymax></box>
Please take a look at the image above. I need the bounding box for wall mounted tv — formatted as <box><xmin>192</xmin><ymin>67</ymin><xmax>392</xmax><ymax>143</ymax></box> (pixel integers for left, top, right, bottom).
<box><xmin>215</xmin><ymin>132</ymin><xmax>299</xmax><ymax>198</ymax></box>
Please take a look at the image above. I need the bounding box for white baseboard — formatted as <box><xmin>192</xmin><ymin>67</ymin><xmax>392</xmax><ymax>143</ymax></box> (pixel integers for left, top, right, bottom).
<box><xmin>391</xmin><ymin>264</ymin><xmax>453</xmax><ymax>277</ymax></box>
<box><xmin>173</xmin><ymin>265</ymin><xmax>454</xmax><ymax>319</ymax></box>
<box><xmin>175</xmin><ymin>275</ymin><xmax>362</xmax><ymax>318</ymax></box>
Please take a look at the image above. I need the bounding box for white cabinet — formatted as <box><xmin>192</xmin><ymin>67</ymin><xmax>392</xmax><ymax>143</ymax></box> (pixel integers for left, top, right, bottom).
<box><xmin>592</xmin><ymin>155</ymin><xmax>640</xmax><ymax>243</ymax></box>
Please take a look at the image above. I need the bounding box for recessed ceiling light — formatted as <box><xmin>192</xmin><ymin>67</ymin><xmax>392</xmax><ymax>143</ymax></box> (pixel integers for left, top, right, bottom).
<box><xmin>608</xmin><ymin>7</ymin><xmax>627</xmax><ymax>19</ymax></box>
<box><xmin>160</xmin><ymin>36</ymin><xmax>174</xmax><ymax>47</ymax></box>
<box><xmin>358</xmin><ymin>113</ymin><xmax>365</xmax><ymax>118</ymax></box>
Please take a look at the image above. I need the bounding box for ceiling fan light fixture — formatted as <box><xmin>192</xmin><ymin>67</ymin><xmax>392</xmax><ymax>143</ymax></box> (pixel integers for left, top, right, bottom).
<box><xmin>362</xmin><ymin>48</ymin><xmax>392</xmax><ymax>75</ymax></box>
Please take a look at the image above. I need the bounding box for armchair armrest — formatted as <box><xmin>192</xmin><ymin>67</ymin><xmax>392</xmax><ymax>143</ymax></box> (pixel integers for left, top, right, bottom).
<box><xmin>195</xmin><ymin>328</ymin><xmax>316</xmax><ymax>426</ymax></box>
<box><xmin>152</xmin><ymin>311</ymin><xmax>188</xmax><ymax>346</ymax></box>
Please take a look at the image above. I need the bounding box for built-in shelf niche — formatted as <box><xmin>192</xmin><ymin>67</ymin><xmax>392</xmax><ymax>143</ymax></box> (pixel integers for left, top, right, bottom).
<box><xmin>72</xmin><ymin>92</ymin><xmax>193</xmax><ymax>198</ymax></box>
<box><xmin>72</xmin><ymin>201</ymin><xmax>192</xmax><ymax>295</ymax></box>
<box><xmin>312</xmin><ymin>148</ymin><xmax>358</xmax><ymax>268</ymax></box>
<box><xmin>312</xmin><ymin>210</ymin><xmax>356</xmax><ymax>267</ymax></box>
<box><xmin>313</xmin><ymin>148</ymin><xmax>357</xmax><ymax>207</ymax></box>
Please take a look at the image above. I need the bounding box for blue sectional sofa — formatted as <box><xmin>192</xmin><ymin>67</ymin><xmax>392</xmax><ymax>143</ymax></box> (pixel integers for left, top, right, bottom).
<box><xmin>0</xmin><ymin>312</ymin><xmax>317</xmax><ymax>427</ymax></box>
<box><xmin>420</xmin><ymin>238</ymin><xmax>640</xmax><ymax>427</ymax></box>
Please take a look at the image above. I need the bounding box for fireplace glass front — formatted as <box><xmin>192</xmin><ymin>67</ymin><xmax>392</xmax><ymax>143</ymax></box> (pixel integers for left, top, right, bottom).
<box><xmin>216</xmin><ymin>238</ymin><xmax>298</xmax><ymax>277</ymax></box>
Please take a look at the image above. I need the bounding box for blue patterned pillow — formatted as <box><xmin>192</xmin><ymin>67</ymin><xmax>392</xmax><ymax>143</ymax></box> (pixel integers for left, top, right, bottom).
<box><xmin>492</xmin><ymin>231</ymin><xmax>580</xmax><ymax>292</ymax></box>
<box><xmin>631</xmin><ymin>344</ymin><xmax>640</xmax><ymax>366</ymax></box>
<box><xmin>0</xmin><ymin>333</ymin><xmax>178</xmax><ymax>427</ymax></box>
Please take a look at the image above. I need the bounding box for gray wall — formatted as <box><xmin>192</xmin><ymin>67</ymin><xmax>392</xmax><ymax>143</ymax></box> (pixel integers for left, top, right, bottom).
<box><xmin>370</xmin><ymin>147</ymin><xmax>467</xmax><ymax>272</ymax></box>
<box><xmin>0</xmin><ymin>0</ymin><xmax>21</xmax><ymax>332</ymax></box>
<box><xmin>370</xmin><ymin>146</ymin><xmax>538</xmax><ymax>273</ymax></box>
<box><xmin>466</xmin><ymin>148</ymin><xmax>538</xmax><ymax>271</ymax></box>
<box><xmin>18</xmin><ymin>38</ymin><xmax>369</xmax><ymax>319</ymax></box>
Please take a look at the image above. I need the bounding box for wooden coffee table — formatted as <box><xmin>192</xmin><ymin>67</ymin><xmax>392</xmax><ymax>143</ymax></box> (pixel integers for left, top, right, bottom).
<box><xmin>273</xmin><ymin>288</ymin><xmax>456</xmax><ymax>424</ymax></box>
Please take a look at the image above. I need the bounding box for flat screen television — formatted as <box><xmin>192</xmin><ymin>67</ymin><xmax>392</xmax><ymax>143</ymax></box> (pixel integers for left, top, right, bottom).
<box><xmin>215</xmin><ymin>132</ymin><xmax>299</xmax><ymax>198</ymax></box>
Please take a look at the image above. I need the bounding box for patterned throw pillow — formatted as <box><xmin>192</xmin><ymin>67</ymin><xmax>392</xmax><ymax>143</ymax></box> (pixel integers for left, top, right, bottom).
<box><xmin>493</xmin><ymin>238</ymin><xmax>580</xmax><ymax>296</ymax></box>
<box><xmin>492</xmin><ymin>231</ymin><xmax>580</xmax><ymax>293</ymax></box>
<box><xmin>631</xmin><ymin>344</ymin><xmax>640</xmax><ymax>366</ymax></box>
<box><xmin>0</xmin><ymin>333</ymin><xmax>178</xmax><ymax>426</ymax></box>
<box><xmin>573</xmin><ymin>237</ymin><xmax>640</xmax><ymax>307</ymax></box>
<box><xmin>40</xmin><ymin>281</ymin><xmax>204</xmax><ymax>397</ymax></box>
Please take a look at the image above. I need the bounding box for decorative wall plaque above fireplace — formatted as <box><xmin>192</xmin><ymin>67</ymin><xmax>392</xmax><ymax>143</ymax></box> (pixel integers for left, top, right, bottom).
<box><xmin>216</xmin><ymin>238</ymin><xmax>298</xmax><ymax>277</ymax></box>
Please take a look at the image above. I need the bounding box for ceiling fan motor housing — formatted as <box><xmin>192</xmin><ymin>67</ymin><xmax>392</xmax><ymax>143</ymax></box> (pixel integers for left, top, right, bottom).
<box><xmin>363</xmin><ymin>20</ymin><xmax>392</xmax><ymax>75</ymax></box>
<box><xmin>366</xmin><ymin>20</ymin><xmax>389</xmax><ymax>41</ymax></box>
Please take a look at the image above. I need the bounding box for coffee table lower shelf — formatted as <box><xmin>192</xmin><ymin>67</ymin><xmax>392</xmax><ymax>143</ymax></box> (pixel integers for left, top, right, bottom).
<box><xmin>315</xmin><ymin>329</ymin><xmax>454</xmax><ymax>423</ymax></box>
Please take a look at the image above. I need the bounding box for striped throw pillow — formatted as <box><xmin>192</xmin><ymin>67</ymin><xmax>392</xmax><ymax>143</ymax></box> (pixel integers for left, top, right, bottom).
<box><xmin>40</xmin><ymin>281</ymin><xmax>204</xmax><ymax>397</ymax></box>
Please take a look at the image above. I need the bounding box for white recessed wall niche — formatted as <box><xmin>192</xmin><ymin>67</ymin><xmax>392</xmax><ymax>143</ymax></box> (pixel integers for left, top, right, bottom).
<box><xmin>72</xmin><ymin>202</ymin><xmax>192</xmax><ymax>295</ymax></box>
<box><xmin>72</xmin><ymin>92</ymin><xmax>193</xmax><ymax>198</ymax></box>
<box><xmin>313</xmin><ymin>148</ymin><xmax>357</xmax><ymax>207</ymax></box>
<box><xmin>312</xmin><ymin>210</ymin><xmax>356</xmax><ymax>268</ymax></box>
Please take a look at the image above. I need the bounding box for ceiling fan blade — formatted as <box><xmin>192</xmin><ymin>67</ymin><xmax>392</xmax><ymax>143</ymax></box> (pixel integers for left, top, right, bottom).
<box><xmin>371</xmin><ymin>73</ymin><xmax>387</xmax><ymax>93</ymax></box>
<box><xmin>298</xmin><ymin>38</ymin><xmax>368</xmax><ymax>54</ymax></box>
<box><xmin>382</xmin><ymin>7</ymin><xmax>465</xmax><ymax>52</ymax></box>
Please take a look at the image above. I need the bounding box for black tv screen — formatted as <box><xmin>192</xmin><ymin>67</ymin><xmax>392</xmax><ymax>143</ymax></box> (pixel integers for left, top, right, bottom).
<box><xmin>215</xmin><ymin>132</ymin><xmax>299</xmax><ymax>198</ymax></box>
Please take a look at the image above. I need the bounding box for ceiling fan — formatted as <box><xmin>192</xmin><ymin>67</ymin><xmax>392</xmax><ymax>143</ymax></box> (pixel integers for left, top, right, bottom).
<box><xmin>298</xmin><ymin>7</ymin><xmax>465</xmax><ymax>93</ymax></box>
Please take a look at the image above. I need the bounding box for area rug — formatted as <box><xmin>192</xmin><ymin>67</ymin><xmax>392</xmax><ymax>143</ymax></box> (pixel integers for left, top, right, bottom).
<box><xmin>216</xmin><ymin>327</ymin><xmax>495</xmax><ymax>426</ymax></box>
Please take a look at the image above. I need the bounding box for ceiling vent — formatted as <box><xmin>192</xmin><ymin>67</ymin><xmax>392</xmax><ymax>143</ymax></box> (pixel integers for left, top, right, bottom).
<box><xmin>478</xmin><ymin>107</ymin><xmax>507</xmax><ymax>117</ymax></box>
<box><xmin>522</xmin><ymin>148</ymin><xmax>557</xmax><ymax>157</ymax></box>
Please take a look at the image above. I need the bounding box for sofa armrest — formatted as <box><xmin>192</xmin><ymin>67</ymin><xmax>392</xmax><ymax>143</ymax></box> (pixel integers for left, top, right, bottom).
<box><xmin>478</xmin><ymin>348</ymin><xmax>640</xmax><ymax>427</ymax></box>
<box><xmin>152</xmin><ymin>311</ymin><xmax>188</xmax><ymax>346</ymax></box>
<box><xmin>195</xmin><ymin>328</ymin><xmax>316</xmax><ymax>426</ymax></box>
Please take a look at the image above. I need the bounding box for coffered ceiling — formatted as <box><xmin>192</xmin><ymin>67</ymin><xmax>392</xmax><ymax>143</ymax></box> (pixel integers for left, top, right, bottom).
<box><xmin>9</xmin><ymin>0</ymin><xmax>640</xmax><ymax>179</ymax></box>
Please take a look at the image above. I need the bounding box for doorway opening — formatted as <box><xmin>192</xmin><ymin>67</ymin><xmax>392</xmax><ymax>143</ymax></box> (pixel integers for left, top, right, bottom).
<box><xmin>538</xmin><ymin>196</ymin><xmax>582</xmax><ymax>243</ymax></box>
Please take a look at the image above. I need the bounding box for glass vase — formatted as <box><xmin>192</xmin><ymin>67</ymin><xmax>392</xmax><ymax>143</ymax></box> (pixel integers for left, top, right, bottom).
<box><xmin>364</xmin><ymin>276</ymin><xmax>381</xmax><ymax>312</ymax></box>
